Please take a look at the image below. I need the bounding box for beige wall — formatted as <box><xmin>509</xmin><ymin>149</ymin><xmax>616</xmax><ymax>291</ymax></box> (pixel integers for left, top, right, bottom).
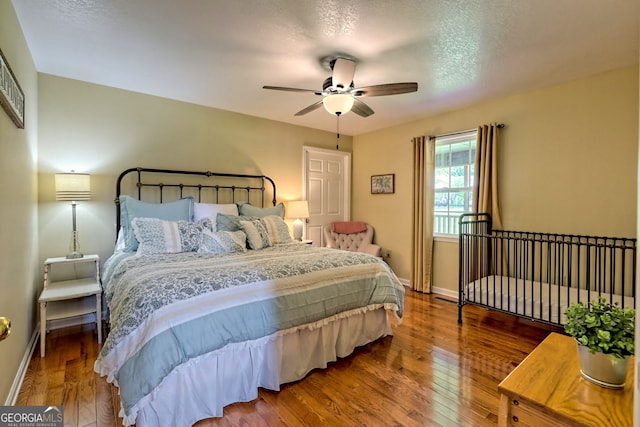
<box><xmin>0</xmin><ymin>0</ymin><xmax>39</xmax><ymax>403</ymax></box>
<box><xmin>353</xmin><ymin>65</ymin><xmax>639</xmax><ymax>292</ymax></box>
<box><xmin>37</xmin><ymin>74</ymin><xmax>353</xmax><ymax>267</ymax></box>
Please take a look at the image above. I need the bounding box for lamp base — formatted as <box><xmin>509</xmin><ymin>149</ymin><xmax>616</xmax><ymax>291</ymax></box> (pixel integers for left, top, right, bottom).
<box><xmin>67</xmin><ymin>230</ymin><xmax>84</xmax><ymax>259</ymax></box>
<box><xmin>293</xmin><ymin>219</ymin><xmax>303</xmax><ymax>241</ymax></box>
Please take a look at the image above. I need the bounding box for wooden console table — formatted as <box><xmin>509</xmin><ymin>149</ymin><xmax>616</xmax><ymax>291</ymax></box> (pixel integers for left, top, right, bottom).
<box><xmin>498</xmin><ymin>332</ymin><xmax>633</xmax><ymax>427</ymax></box>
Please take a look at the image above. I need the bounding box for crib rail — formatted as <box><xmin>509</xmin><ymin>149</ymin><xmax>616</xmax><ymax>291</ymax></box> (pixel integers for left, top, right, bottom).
<box><xmin>458</xmin><ymin>213</ymin><xmax>636</xmax><ymax>327</ymax></box>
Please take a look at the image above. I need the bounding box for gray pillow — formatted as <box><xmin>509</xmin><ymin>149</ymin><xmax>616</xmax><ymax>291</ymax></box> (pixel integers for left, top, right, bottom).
<box><xmin>216</xmin><ymin>213</ymin><xmax>243</xmax><ymax>232</ymax></box>
<box><xmin>237</xmin><ymin>202</ymin><xmax>285</xmax><ymax>218</ymax></box>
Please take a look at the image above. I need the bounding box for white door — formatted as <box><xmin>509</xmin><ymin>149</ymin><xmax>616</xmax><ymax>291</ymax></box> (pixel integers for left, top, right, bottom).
<box><xmin>303</xmin><ymin>146</ymin><xmax>351</xmax><ymax>247</ymax></box>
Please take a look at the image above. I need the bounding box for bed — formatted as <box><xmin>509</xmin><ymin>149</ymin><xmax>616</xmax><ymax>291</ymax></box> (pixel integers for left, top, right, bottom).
<box><xmin>94</xmin><ymin>167</ymin><xmax>404</xmax><ymax>427</ymax></box>
<box><xmin>458</xmin><ymin>213</ymin><xmax>635</xmax><ymax>327</ymax></box>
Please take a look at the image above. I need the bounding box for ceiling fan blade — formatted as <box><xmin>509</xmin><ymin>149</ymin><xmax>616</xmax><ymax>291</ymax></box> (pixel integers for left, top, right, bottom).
<box><xmin>331</xmin><ymin>58</ymin><xmax>356</xmax><ymax>90</ymax></box>
<box><xmin>294</xmin><ymin>100</ymin><xmax>324</xmax><ymax>116</ymax></box>
<box><xmin>351</xmin><ymin>98</ymin><xmax>374</xmax><ymax>117</ymax></box>
<box><xmin>351</xmin><ymin>82</ymin><xmax>418</xmax><ymax>97</ymax></box>
<box><xmin>263</xmin><ymin>86</ymin><xmax>323</xmax><ymax>95</ymax></box>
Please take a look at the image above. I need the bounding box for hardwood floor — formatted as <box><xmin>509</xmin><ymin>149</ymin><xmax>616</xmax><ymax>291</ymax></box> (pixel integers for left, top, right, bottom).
<box><xmin>16</xmin><ymin>291</ymin><xmax>557</xmax><ymax>427</ymax></box>
<box><xmin>16</xmin><ymin>322</ymin><xmax>115</xmax><ymax>427</ymax></box>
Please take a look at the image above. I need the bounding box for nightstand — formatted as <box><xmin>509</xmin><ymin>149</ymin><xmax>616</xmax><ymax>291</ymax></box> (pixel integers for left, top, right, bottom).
<box><xmin>38</xmin><ymin>254</ymin><xmax>102</xmax><ymax>357</ymax></box>
<box><xmin>498</xmin><ymin>332</ymin><xmax>633</xmax><ymax>426</ymax></box>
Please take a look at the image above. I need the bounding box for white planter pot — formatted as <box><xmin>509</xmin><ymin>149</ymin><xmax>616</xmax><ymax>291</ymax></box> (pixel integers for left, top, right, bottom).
<box><xmin>577</xmin><ymin>344</ymin><xmax>630</xmax><ymax>389</ymax></box>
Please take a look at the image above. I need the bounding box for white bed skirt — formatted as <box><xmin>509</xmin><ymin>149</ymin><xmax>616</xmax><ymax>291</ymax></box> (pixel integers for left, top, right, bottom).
<box><xmin>467</xmin><ymin>275</ymin><xmax>635</xmax><ymax>324</ymax></box>
<box><xmin>122</xmin><ymin>305</ymin><xmax>392</xmax><ymax>427</ymax></box>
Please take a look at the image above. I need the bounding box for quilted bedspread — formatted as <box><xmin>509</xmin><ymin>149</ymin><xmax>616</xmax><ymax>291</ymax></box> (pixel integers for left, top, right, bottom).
<box><xmin>94</xmin><ymin>243</ymin><xmax>404</xmax><ymax>421</ymax></box>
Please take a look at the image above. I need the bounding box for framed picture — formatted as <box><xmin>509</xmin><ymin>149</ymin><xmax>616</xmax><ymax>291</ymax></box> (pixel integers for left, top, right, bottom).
<box><xmin>371</xmin><ymin>174</ymin><xmax>395</xmax><ymax>194</ymax></box>
<box><xmin>0</xmin><ymin>48</ymin><xmax>25</xmax><ymax>128</ymax></box>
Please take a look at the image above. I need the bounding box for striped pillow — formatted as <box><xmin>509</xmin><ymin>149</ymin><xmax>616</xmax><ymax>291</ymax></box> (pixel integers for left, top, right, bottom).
<box><xmin>131</xmin><ymin>217</ymin><xmax>212</xmax><ymax>255</ymax></box>
<box><xmin>261</xmin><ymin>215</ymin><xmax>293</xmax><ymax>244</ymax></box>
<box><xmin>239</xmin><ymin>219</ymin><xmax>272</xmax><ymax>250</ymax></box>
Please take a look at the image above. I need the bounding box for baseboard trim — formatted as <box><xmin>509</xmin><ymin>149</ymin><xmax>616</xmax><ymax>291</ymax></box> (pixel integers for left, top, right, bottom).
<box><xmin>5</xmin><ymin>325</ymin><xmax>39</xmax><ymax>405</ymax></box>
<box><xmin>431</xmin><ymin>286</ymin><xmax>458</xmax><ymax>301</ymax></box>
<box><xmin>400</xmin><ymin>278</ymin><xmax>459</xmax><ymax>301</ymax></box>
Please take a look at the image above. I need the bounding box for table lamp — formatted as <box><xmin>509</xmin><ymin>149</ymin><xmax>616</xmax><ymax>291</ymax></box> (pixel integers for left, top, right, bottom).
<box><xmin>287</xmin><ymin>200</ymin><xmax>309</xmax><ymax>241</ymax></box>
<box><xmin>55</xmin><ymin>172</ymin><xmax>91</xmax><ymax>258</ymax></box>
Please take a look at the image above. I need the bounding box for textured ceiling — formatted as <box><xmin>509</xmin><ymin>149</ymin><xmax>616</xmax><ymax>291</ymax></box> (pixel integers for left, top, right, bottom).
<box><xmin>11</xmin><ymin>0</ymin><xmax>639</xmax><ymax>136</ymax></box>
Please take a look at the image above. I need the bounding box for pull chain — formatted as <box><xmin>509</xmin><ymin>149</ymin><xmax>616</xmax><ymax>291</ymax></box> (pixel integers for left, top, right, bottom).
<box><xmin>335</xmin><ymin>112</ymin><xmax>341</xmax><ymax>150</ymax></box>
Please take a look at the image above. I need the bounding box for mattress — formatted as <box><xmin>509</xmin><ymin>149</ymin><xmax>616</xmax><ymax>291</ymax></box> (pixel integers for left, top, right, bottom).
<box><xmin>465</xmin><ymin>275</ymin><xmax>634</xmax><ymax>325</ymax></box>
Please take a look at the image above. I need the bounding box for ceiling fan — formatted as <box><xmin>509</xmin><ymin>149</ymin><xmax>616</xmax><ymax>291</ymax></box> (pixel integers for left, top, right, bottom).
<box><xmin>263</xmin><ymin>56</ymin><xmax>418</xmax><ymax>118</ymax></box>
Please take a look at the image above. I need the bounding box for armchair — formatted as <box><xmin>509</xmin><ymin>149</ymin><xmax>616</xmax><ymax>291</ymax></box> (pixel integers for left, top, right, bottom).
<box><xmin>324</xmin><ymin>221</ymin><xmax>382</xmax><ymax>257</ymax></box>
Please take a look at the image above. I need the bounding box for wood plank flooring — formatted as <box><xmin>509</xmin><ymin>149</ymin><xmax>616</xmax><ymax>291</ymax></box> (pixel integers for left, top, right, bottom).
<box><xmin>16</xmin><ymin>291</ymin><xmax>557</xmax><ymax>427</ymax></box>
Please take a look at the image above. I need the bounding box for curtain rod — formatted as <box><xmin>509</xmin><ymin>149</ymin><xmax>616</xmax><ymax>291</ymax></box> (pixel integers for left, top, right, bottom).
<box><xmin>427</xmin><ymin>123</ymin><xmax>505</xmax><ymax>140</ymax></box>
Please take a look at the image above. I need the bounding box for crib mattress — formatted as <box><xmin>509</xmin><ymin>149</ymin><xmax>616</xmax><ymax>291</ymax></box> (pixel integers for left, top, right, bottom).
<box><xmin>465</xmin><ymin>275</ymin><xmax>635</xmax><ymax>325</ymax></box>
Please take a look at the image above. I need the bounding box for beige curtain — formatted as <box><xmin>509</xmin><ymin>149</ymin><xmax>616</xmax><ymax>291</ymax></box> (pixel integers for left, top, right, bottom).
<box><xmin>411</xmin><ymin>135</ymin><xmax>435</xmax><ymax>293</ymax></box>
<box><xmin>471</xmin><ymin>123</ymin><xmax>503</xmax><ymax>280</ymax></box>
<box><xmin>473</xmin><ymin>123</ymin><xmax>502</xmax><ymax>229</ymax></box>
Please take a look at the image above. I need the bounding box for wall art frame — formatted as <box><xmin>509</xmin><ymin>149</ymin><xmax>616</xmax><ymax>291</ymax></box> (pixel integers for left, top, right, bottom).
<box><xmin>371</xmin><ymin>173</ymin><xmax>395</xmax><ymax>194</ymax></box>
<box><xmin>0</xmin><ymin>48</ymin><xmax>24</xmax><ymax>128</ymax></box>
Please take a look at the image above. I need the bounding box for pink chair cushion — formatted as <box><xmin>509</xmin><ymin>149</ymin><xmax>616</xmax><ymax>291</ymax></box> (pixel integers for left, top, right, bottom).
<box><xmin>331</xmin><ymin>221</ymin><xmax>367</xmax><ymax>234</ymax></box>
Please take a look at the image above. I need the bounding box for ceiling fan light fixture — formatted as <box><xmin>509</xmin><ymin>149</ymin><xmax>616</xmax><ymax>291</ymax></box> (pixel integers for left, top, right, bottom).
<box><xmin>322</xmin><ymin>94</ymin><xmax>354</xmax><ymax>115</ymax></box>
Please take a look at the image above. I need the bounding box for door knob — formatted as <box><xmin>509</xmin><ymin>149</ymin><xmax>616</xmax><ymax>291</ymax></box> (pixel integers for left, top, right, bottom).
<box><xmin>0</xmin><ymin>317</ymin><xmax>10</xmax><ymax>341</ymax></box>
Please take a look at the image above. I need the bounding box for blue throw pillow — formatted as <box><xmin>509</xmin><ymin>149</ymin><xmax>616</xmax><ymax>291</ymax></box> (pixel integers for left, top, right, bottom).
<box><xmin>119</xmin><ymin>195</ymin><xmax>194</xmax><ymax>252</ymax></box>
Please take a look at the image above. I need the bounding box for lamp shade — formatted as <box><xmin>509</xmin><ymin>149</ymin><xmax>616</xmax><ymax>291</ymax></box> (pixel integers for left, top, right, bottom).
<box><xmin>55</xmin><ymin>173</ymin><xmax>91</xmax><ymax>201</ymax></box>
<box><xmin>287</xmin><ymin>200</ymin><xmax>309</xmax><ymax>219</ymax></box>
<box><xmin>322</xmin><ymin>94</ymin><xmax>354</xmax><ymax>115</ymax></box>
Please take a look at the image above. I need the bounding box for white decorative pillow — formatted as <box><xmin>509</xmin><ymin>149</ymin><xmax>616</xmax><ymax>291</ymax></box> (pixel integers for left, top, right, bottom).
<box><xmin>261</xmin><ymin>215</ymin><xmax>293</xmax><ymax>244</ymax></box>
<box><xmin>131</xmin><ymin>217</ymin><xmax>212</xmax><ymax>255</ymax></box>
<box><xmin>198</xmin><ymin>229</ymin><xmax>247</xmax><ymax>254</ymax></box>
<box><xmin>239</xmin><ymin>219</ymin><xmax>272</xmax><ymax>250</ymax></box>
<box><xmin>193</xmin><ymin>203</ymin><xmax>239</xmax><ymax>228</ymax></box>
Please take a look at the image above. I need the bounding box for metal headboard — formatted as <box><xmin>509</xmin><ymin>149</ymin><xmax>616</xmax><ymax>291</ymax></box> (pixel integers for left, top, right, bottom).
<box><xmin>115</xmin><ymin>167</ymin><xmax>277</xmax><ymax>232</ymax></box>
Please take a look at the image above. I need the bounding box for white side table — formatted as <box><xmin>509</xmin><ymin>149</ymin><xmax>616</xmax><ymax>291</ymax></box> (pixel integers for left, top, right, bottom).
<box><xmin>38</xmin><ymin>254</ymin><xmax>102</xmax><ymax>357</ymax></box>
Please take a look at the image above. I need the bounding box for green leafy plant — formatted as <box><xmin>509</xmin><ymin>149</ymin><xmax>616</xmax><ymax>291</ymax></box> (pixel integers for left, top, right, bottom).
<box><xmin>564</xmin><ymin>297</ymin><xmax>635</xmax><ymax>361</ymax></box>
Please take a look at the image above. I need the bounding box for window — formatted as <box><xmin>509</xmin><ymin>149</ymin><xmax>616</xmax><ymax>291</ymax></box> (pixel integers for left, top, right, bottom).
<box><xmin>434</xmin><ymin>130</ymin><xmax>477</xmax><ymax>235</ymax></box>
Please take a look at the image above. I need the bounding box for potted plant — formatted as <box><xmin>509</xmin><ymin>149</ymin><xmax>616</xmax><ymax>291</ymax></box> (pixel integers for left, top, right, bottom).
<box><xmin>564</xmin><ymin>297</ymin><xmax>635</xmax><ymax>388</ymax></box>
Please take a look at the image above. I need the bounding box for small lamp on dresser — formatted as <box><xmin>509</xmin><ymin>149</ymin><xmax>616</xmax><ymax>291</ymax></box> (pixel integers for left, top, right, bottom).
<box><xmin>55</xmin><ymin>172</ymin><xmax>91</xmax><ymax>259</ymax></box>
<box><xmin>287</xmin><ymin>200</ymin><xmax>309</xmax><ymax>241</ymax></box>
